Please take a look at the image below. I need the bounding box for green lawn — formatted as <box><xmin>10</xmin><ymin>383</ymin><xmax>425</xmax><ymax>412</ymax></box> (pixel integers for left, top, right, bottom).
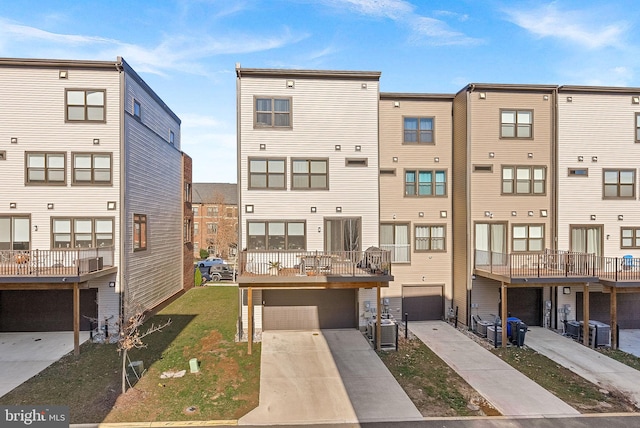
<box><xmin>0</xmin><ymin>286</ymin><xmax>261</xmax><ymax>424</ymax></box>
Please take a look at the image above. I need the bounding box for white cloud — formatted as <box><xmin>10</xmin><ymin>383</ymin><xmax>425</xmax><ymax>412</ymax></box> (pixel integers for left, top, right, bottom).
<box><xmin>503</xmin><ymin>3</ymin><xmax>628</xmax><ymax>49</ymax></box>
<box><xmin>409</xmin><ymin>16</ymin><xmax>481</xmax><ymax>46</ymax></box>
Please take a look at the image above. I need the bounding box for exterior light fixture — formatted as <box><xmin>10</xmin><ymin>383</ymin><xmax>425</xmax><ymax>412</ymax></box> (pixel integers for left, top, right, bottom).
<box><xmin>578</xmin><ymin>156</ymin><xmax>584</xmax><ymax>162</ymax></box>
<box><xmin>479</xmin><ymin>92</ymin><xmax>486</xmax><ymax>99</ymax></box>
<box><xmin>590</xmin><ymin>214</ymin><xmax>596</xmax><ymax>221</ymax></box>
<box><xmin>591</xmin><ymin>156</ymin><xmax>598</xmax><ymax>162</ymax></box>
<box><xmin>47</xmin><ymin>203</ymin><xmax>54</xmax><ymax>210</ymax></box>
<box><xmin>418</xmin><ymin>212</ymin><xmax>424</xmax><ymax>217</ymax></box>
<box><xmin>511</xmin><ymin>211</ymin><xmax>517</xmax><ymax>216</ymax></box>
<box><xmin>10</xmin><ymin>137</ymin><xmax>18</xmax><ymax>144</ymax></box>
<box><xmin>528</xmin><ymin>211</ymin><xmax>534</xmax><ymax>217</ymax></box>
<box><xmin>59</xmin><ymin>70</ymin><xmax>68</xmax><ymax>79</ymax></box>
<box><xmin>93</xmin><ymin>138</ymin><xmax>100</xmax><ymax>145</ymax></box>
<box><xmin>618</xmin><ymin>214</ymin><xmax>624</xmax><ymax>221</ymax></box>
<box><xmin>107</xmin><ymin>201</ymin><xmax>116</xmax><ymax>210</ymax></box>
<box><xmin>392</xmin><ymin>157</ymin><xmax>398</xmax><ymax>162</ymax></box>
<box><xmin>434</xmin><ymin>157</ymin><xmax>439</xmax><ymax>163</ymax></box>
<box><xmin>355</xmin><ymin>145</ymin><xmax>361</xmax><ymax>151</ymax></box>
<box><xmin>336</xmin><ymin>206</ymin><xmax>342</xmax><ymax>213</ymax></box>
<box><xmin>335</xmin><ymin>145</ymin><xmax>341</xmax><ymax>151</ymax></box>
<box><xmin>259</xmin><ymin>144</ymin><xmax>266</xmax><ymax>150</ymax></box>
<box><xmin>540</xmin><ymin>210</ymin><xmax>548</xmax><ymax>217</ymax></box>
<box><xmin>310</xmin><ymin>207</ymin><xmax>317</xmax><ymax>213</ymax></box>
<box><xmin>245</xmin><ymin>205</ymin><xmax>254</xmax><ymax>213</ymax></box>
<box><xmin>440</xmin><ymin>211</ymin><xmax>447</xmax><ymax>218</ymax></box>
<box><xmin>489</xmin><ymin>152</ymin><xmax>495</xmax><ymax>158</ymax></box>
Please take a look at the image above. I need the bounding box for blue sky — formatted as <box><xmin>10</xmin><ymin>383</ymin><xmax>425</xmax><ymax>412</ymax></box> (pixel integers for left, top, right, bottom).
<box><xmin>2</xmin><ymin>0</ymin><xmax>640</xmax><ymax>183</ymax></box>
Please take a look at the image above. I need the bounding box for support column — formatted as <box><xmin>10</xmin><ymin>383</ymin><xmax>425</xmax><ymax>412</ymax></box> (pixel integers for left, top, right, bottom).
<box><xmin>73</xmin><ymin>282</ymin><xmax>80</xmax><ymax>356</ymax></box>
<box><xmin>501</xmin><ymin>282</ymin><xmax>508</xmax><ymax>348</ymax></box>
<box><xmin>376</xmin><ymin>285</ymin><xmax>381</xmax><ymax>352</ymax></box>
<box><xmin>610</xmin><ymin>286</ymin><xmax>618</xmax><ymax>350</ymax></box>
<box><xmin>583</xmin><ymin>282</ymin><xmax>590</xmax><ymax>346</ymax></box>
<box><xmin>247</xmin><ymin>287</ymin><xmax>253</xmax><ymax>355</ymax></box>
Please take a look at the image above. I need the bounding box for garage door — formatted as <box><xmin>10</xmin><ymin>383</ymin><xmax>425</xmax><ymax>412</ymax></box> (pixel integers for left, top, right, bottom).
<box><xmin>577</xmin><ymin>292</ymin><xmax>640</xmax><ymax>329</ymax></box>
<box><xmin>402</xmin><ymin>285</ymin><xmax>443</xmax><ymax>321</ymax></box>
<box><xmin>506</xmin><ymin>288</ymin><xmax>541</xmax><ymax>327</ymax></box>
<box><xmin>0</xmin><ymin>289</ymin><xmax>97</xmax><ymax>332</ymax></box>
<box><xmin>262</xmin><ymin>289</ymin><xmax>356</xmax><ymax>330</ymax></box>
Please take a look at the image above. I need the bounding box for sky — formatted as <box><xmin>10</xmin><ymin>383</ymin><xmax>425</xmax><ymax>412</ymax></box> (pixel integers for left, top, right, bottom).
<box><xmin>2</xmin><ymin>0</ymin><xmax>640</xmax><ymax>183</ymax></box>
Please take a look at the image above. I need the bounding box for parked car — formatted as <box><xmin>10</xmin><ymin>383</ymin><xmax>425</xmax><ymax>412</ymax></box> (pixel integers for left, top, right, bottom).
<box><xmin>210</xmin><ymin>264</ymin><xmax>237</xmax><ymax>282</ymax></box>
<box><xmin>197</xmin><ymin>256</ymin><xmax>225</xmax><ymax>268</ymax></box>
<box><xmin>195</xmin><ymin>265</ymin><xmax>212</xmax><ymax>283</ymax></box>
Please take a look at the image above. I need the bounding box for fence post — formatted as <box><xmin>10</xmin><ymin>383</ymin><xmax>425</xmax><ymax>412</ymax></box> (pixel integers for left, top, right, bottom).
<box><xmin>454</xmin><ymin>306</ymin><xmax>459</xmax><ymax>329</ymax></box>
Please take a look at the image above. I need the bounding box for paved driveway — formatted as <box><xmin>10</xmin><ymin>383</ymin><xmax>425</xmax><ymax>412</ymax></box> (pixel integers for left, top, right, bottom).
<box><xmin>239</xmin><ymin>329</ymin><xmax>422</xmax><ymax>425</ymax></box>
<box><xmin>0</xmin><ymin>332</ymin><xmax>90</xmax><ymax>398</ymax></box>
<box><xmin>619</xmin><ymin>329</ymin><xmax>640</xmax><ymax>357</ymax></box>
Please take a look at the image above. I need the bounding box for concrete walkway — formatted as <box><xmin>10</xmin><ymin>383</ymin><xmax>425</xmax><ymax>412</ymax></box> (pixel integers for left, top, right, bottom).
<box><xmin>619</xmin><ymin>329</ymin><xmax>640</xmax><ymax>358</ymax></box>
<box><xmin>0</xmin><ymin>331</ymin><xmax>90</xmax><ymax>398</ymax></box>
<box><xmin>525</xmin><ymin>326</ymin><xmax>640</xmax><ymax>407</ymax></box>
<box><xmin>238</xmin><ymin>329</ymin><xmax>423</xmax><ymax>425</ymax></box>
<box><xmin>409</xmin><ymin>321</ymin><xmax>579</xmax><ymax>417</ymax></box>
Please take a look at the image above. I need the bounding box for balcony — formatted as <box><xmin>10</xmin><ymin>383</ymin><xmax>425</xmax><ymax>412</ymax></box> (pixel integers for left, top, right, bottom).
<box><xmin>0</xmin><ymin>247</ymin><xmax>116</xmax><ymax>282</ymax></box>
<box><xmin>238</xmin><ymin>249</ymin><xmax>393</xmax><ymax>286</ymax></box>
<box><xmin>474</xmin><ymin>249</ymin><xmax>640</xmax><ymax>286</ymax></box>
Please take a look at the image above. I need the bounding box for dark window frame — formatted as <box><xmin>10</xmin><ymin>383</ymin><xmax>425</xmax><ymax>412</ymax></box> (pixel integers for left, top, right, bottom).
<box><xmin>404</xmin><ymin>169</ymin><xmax>447</xmax><ymax>197</ymax></box>
<box><xmin>511</xmin><ymin>223</ymin><xmax>545</xmax><ymax>252</ymax></box>
<box><xmin>65</xmin><ymin>88</ymin><xmax>106</xmax><ymax>123</ymax></box>
<box><xmin>246</xmin><ymin>220</ymin><xmax>307</xmax><ymax>250</ymax></box>
<box><xmin>254</xmin><ymin>96</ymin><xmax>292</xmax><ymax>129</ymax></box>
<box><xmin>50</xmin><ymin>217</ymin><xmax>114</xmax><ymax>249</ymax></box>
<box><xmin>133</xmin><ymin>214</ymin><xmax>147</xmax><ymax>251</ymax></box>
<box><xmin>380</xmin><ymin>222</ymin><xmax>411</xmax><ymax>263</ymax></box>
<box><xmin>71</xmin><ymin>152</ymin><xmax>113</xmax><ymax>186</ymax></box>
<box><xmin>25</xmin><ymin>151</ymin><xmax>67</xmax><ymax>186</ymax></box>
<box><xmin>0</xmin><ymin>215</ymin><xmax>31</xmax><ymax>251</ymax></box>
<box><xmin>403</xmin><ymin>116</ymin><xmax>435</xmax><ymax>144</ymax></box>
<box><xmin>291</xmin><ymin>158</ymin><xmax>329</xmax><ymax>190</ymax></box>
<box><xmin>414</xmin><ymin>224</ymin><xmax>446</xmax><ymax>252</ymax></box>
<box><xmin>133</xmin><ymin>99</ymin><xmax>141</xmax><ymax>120</ymax></box>
<box><xmin>621</xmin><ymin>227</ymin><xmax>640</xmax><ymax>249</ymax></box>
<box><xmin>501</xmin><ymin>165</ymin><xmax>546</xmax><ymax>195</ymax></box>
<box><xmin>603</xmin><ymin>168</ymin><xmax>636</xmax><ymax>199</ymax></box>
<box><xmin>500</xmin><ymin>109</ymin><xmax>533</xmax><ymax>139</ymax></box>
<box><xmin>248</xmin><ymin>157</ymin><xmax>286</xmax><ymax>190</ymax></box>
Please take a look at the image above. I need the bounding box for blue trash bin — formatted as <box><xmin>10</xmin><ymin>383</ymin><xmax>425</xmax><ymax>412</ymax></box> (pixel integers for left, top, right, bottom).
<box><xmin>506</xmin><ymin>317</ymin><xmax>521</xmax><ymax>337</ymax></box>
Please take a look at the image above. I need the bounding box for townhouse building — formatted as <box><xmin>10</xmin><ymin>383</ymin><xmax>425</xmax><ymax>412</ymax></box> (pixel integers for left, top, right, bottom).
<box><xmin>378</xmin><ymin>93</ymin><xmax>454</xmax><ymax>322</ymax></box>
<box><xmin>0</xmin><ymin>57</ymin><xmax>192</xmax><ymax>353</ymax></box>
<box><xmin>235</xmin><ymin>66</ymin><xmax>392</xmax><ymax>352</ymax></box>
<box><xmin>192</xmin><ymin>182</ymin><xmax>238</xmax><ymax>259</ymax></box>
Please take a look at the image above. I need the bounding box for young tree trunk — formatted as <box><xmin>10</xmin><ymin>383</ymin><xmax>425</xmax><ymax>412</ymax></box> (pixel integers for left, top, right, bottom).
<box><xmin>121</xmin><ymin>348</ymin><xmax>128</xmax><ymax>394</ymax></box>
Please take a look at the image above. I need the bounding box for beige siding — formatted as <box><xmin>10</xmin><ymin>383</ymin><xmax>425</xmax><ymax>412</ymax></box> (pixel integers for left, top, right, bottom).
<box><xmin>557</xmin><ymin>92</ymin><xmax>640</xmax><ymax>256</ymax></box>
<box><xmin>379</xmin><ymin>96</ymin><xmax>453</xmax><ymax>309</ymax></box>
<box><xmin>123</xmin><ymin>72</ymin><xmax>184</xmax><ymax>313</ymax></box>
<box><xmin>238</xmin><ymin>74</ymin><xmax>380</xmax><ymax>251</ymax></box>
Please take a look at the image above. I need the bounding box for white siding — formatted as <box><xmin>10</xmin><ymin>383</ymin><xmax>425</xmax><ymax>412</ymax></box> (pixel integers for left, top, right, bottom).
<box><xmin>122</xmin><ymin>72</ymin><xmax>183</xmax><ymax>314</ymax></box>
<box><xmin>238</xmin><ymin>75</ymin><xmax>380</xmax><ymax>251</ymax></box>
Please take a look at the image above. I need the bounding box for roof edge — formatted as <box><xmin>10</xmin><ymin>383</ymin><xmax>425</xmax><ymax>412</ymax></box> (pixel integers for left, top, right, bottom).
<box><xmin>380</xmin><ymin>92</ymin><xmax>454</xmax><ymax>101</ymax></box>
<box><xmin>559</xmin><ymin>85</ymin><xmax>640</xmax><ymax>94</ymax></box>
<box><xmin>236</xmin><ymin>67</ymin><xmax>381</xmax><ymax>80</ymax></box>
<box><xmin>0</xmin><ymin>57</ymin><xmax>118</xmax><ymax>70</ymax></box>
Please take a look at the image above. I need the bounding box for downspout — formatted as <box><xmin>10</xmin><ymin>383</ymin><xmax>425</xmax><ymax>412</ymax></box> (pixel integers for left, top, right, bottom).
<box><xmin>551</xmin><ymin>86</ymin><xmax>559</xmax><ymax>330</ymax></box>
<box><xmin>235</xmin><ymin>64</ymin><xmax>243</xmax><ymax>339</ymax></box>
<box><xmin>466</xmin><ymin>85</ymin><xmax>473</xmax><ymax>328</ymax></box>
<box><xmin>117</xmin><ymin>57</ymin><xmax>126</xmax><ymax>327</ymax></box>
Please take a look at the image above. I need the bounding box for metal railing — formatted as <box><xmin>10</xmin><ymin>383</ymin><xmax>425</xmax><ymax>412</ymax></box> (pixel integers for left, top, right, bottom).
<box><xmin>238</xmin><ymin>249</ymin><xmax>392</xmax><ymax>277</ymax></box>
<box><xmin>0</xmin><ymin>247</ymin><xmax>114</xmax><ymax>277</ymax></box>
<box><xmin>475</xmin><ymin>248</ymin><xmax>640</xmax><ymax>282</ymax></box>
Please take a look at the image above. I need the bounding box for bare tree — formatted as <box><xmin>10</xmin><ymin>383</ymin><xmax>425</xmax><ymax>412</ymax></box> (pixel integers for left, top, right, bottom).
<box><xmin>205</xmin><ymin>191</ymin><xmax>237</xmax><ymax>259</ymax></box>
<box><xmin>117</xmin><ymin>303</ymin><xmax>171</xmax><ymax>393</ymax></box>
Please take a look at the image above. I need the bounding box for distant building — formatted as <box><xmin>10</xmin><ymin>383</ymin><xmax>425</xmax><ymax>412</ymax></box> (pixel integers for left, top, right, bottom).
<box><xmin>192</xmin><ymin>183</ymin><xmax>238</xmax><ymax>259</ymax></box>
<box><xmin>0</xmin><ymin>57</ymin><xmax>192</xmax><ymax>352</ymax></box>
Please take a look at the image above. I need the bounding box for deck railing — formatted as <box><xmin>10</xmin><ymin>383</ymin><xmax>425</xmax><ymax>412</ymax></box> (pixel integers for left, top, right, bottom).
<box><xmin>0</xmin><ymin>247</ymin><xmax>114</xmax><ymax>277</ymax></box>
<box><xmin>475</xmin><ymin>249</ymin><xmax>640</xmax><ymax>282</ymax></box>
<box><xmin>239</xmin><ymin>249</ymin><xmax>392</xmax><ymax>278</ymax></box>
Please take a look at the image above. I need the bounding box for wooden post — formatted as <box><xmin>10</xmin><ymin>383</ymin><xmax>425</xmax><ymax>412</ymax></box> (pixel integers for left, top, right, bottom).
<box><xmin>376</xmin><ymin>285</ymin><xmax>381</xmax><ymax>352</ymax></box>
<box><xmin>610</xmin><ymin>286</ymin><xmax>617</xmax><ymax>350</ymax></box>
<box><xmin>501</xmin><ymin>282</ymin><xmax>508</xmax><ymax>348</ymax></box>
<box><xmin>583</xmin><ymin>282</ymin><xmax>590</xmax><ymax>346</ymax></box>
<box><xmin>247</xmin><ymin>287</ymin><xmax>253</xmax><ymax>355</ymax></box>
<box><xmin>73</xmin><ymin>282</ymin><xmax>80</xmax><ymax>356</ymax></box>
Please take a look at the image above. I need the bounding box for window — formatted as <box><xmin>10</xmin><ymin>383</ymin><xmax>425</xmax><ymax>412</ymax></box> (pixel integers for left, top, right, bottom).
<box><xmin>194</xmin><ymin>222</ymin><xmax>199</xmax><ymax>234</ymax></box>
<box><xmin>0</xmin><ymin>216</ymin><xmax>30</xmax><ymax>250</ymax></box>
<box><xmin>622</xmin><ymin>227</ymin><xmax>640</xmax><ymax>249</ymax></box>
<box><xmin>636</xmin><ymin>113</ymin><xmax>640</xmax><ymax>142</ymax></box>
<box><xmin>249</xmin><ymin>158</ymin><xmax>286</xmax><ymax>189</ymax></box>
<box><xmin>207</xmin><ymin>223</ymin><xmax>217</xmax><ymax>233</ymax></box>
<box><xmin>512</xmin><ymin>224</ymin><xmax>544</xmax><ymax>252</ymax></box>
<box><xmin>183</xmin><ymin>219</ymin><xmax>192</xmax><ymax>243</ymax></box>
<box><xmin>133</xmin><ymin>214</ymin><xmax>147</xmax><ymax>251</ymax></box>
<box><xmin>292</xmin><ymin>159</ymin><xmax>328</xmax><ymax>189</ymax></box>
<box><xmin>380</xmin><ymin>223</ymin><xmax>410</xmax><ymax>262</ymax></box>
<box><xmin>226</xmin><ymin>207</ymin><xmax>235</xmax><ymax>218</ymax></box>
<box><xmin>72</xmin><ymin>153</ymin><xmax>112</xmax><ymax>185</ymax></box>
<box><xmin>473</xmin><ymin>165</ymin><xmax>493</xmax><ymax>173</ymax></box>
<box><xmin>604</xmin><ymin>169</ymin><xmax>635</xmax><ymax>199</ymax></box>
<box><xmin>247</xmin><ymin>221</ymin><xmax>305</xmax><ymax>250</ymax></box>
<box><xmin>66</xmin><ymin>89</ymin><xmax>105</xmax><ymax>122</ymax></box>
<box><xmin>405</xmin><ymin>170</ymin><xmax>446</xmax><ymax>196</ymax></box>
<box><xmin>133</xmin><ymin>100</ymin><xmax>141</xmax><ymax>119</ymax></box>
<box><xmin>501</xmin><ymin>109</ymin><xmax>532</xmax><ymax>138</ymax></box>
<box><xmin>255</xmin><ymin>97</ymin><xmax>291</xmax><ymax>128</ymax></box>
<box><xmin>184</xmin><ymin>182</ymin><xmax>192</xmax><ymax>202</ymax></box>
<box><xmin>568</xmin><ymin>168</ymin><xmax>588</xmax><ymax>177</ymax></box>
<box><xmin>25</xmin><ymin>152</ymin><xmax>66</xmax><ymax>185</ymax></box>
<box><xmin>404</xmin><ymin>117</ymin><xmax>434</xmax><ymax>144</ymax></box>
<box><xmin>206</xmin><ymin>206</ymin><xmax>216</xmax><ymax>217</ymax></box>
<box><xmin>51</xmin><ymin>217</ymin><xmax>113</xmax><ymax>248</ymax></box>
<box><xmin>346</xmin><ymin>158</ymin><xmax>368</xmax><ymax>167</ymax></box>
<box><xmin>193</xmin><ymin>206</ymin><xmax>199</xmax><ymax>216</ymax></box>
<box><xmin>170</xmin><ymin>130</ymin><xmax>175</xmax><ymax>145</ymax></box>
<box><xmin>415</xmin><ymin>225</ymin><xmax>446</xmax><ymax>252</ymax></box>
<box><xmin>325</xmin><ymin>217</ymin><xmax>361</xmax><ymax>252</ymax></box>
<box><xmin>502</xmin><ymin>166</ymin><xmax>546</xmax><ymax>195</ymax></box>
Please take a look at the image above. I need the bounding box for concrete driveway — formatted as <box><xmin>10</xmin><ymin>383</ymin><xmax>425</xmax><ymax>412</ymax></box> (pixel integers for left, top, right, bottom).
<box><xmin>619</xmin><ymin>329</ymin><xmax>640</xmax><ymax>357</ymax></box>
<box><xmin>0</xmin><ymin>331</ymin><xmax>90</xmax><ymax>398</ymax></box>
<box><xmin>239</xmin><ymin>329</ymin><xmax>423</xmax><ymax>425</ymax></box>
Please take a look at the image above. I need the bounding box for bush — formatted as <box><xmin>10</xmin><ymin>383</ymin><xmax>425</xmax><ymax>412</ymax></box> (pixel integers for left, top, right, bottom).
<box><xmin>194</xmin><ymin>267</ymin><xmax>203</xmax><ymax>287</ymax></box>
<box><xmin>199</xmin><ymin>249</ymin><xmax>209</xmax><ymax>259</ymax></box>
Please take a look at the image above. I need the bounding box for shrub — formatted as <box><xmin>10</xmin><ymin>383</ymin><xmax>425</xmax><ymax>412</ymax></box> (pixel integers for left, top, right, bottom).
<box><xmin>199</xmin><ymin>248</ymin><xmax>209</xmax><ymax>259</ymax></box>
<box><xmin>194</xmin><ymin>267</ymin><xmax>203</xmax><ymax>287</ymax></box>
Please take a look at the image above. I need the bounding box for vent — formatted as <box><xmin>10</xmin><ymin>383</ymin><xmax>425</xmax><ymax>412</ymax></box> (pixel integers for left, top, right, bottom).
<box><xmin>473</xmin><ymin>164</ymin><xmax>493</xmax><ymax>173</ymax></box>
<box><xmin>346</xmin><ymin>158</ymin><xmax>368</xmax><ymax>167</ymax></box>
<box><xmin>568</xmin><ymin>168</ymin><xmax>588</xmax><ymax>177</ymax></box>
<box><xmin>380</xmin><ymin>168</ymin><xmax>396</xmax><ymax>176</ymax></box>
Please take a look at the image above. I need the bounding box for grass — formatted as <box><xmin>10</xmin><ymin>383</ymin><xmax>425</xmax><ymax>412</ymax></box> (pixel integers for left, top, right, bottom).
<box><xmin>379</xmin><ymin>336</ymin><xmax>500</xmax><ymax>417</ymax></box>
<box><xmin>599</xmin><ymin>348</ymin><xmax>640</xmax><ymax>371</ymax></box>
<box><xmin>491</xmin><ymin>346</ymin><xmax>636</xmax><ymax>413</ymax></box>
<box><xmin>0</xmin><ymin>286</ymin><xmax>261</xmax><ymax>424</ymax></box>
